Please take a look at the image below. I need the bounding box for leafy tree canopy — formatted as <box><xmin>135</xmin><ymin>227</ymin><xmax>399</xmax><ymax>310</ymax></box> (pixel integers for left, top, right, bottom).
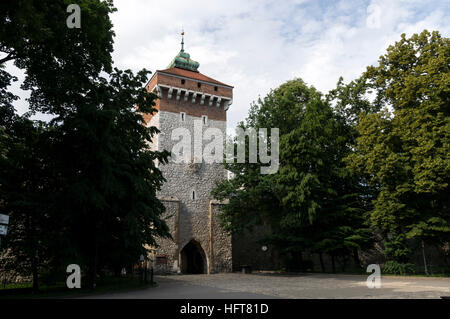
<box><xmin>213</xmin><ymin>79</ymin><xmax>373</xmax><ymax>271</ymax></box>
<box><xmin>0</xmin><ymin>0</ymin><xmax>170</xmax><ymax>288</ymax></box>
<box><xmin>346</xmin><ymin>30</ymin><xmax>449</xmax><ymax>261</ymax></box>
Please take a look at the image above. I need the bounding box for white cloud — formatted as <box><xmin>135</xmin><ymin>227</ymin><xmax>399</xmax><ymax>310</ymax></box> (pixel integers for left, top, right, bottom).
<box><xmin>366</xmin><ymin>2</ymin><xmax>383</xmax><ymax>28</ymax></box>
<box><xmin>111</xmin><ymin>0</ymin><xmax>449</xmax><ymax>129</ymax></box>
<box><xmin>7</xmin><ymin>0</ymin><xmax>450</xmax><ymax>129</ymax></box>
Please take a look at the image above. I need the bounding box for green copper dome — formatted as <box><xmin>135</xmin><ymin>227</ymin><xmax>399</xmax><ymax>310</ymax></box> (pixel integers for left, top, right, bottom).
<box><xmin>167</xmin><ymin>32</ymin><xmax>200</xmax><ymax>72</ymax></box>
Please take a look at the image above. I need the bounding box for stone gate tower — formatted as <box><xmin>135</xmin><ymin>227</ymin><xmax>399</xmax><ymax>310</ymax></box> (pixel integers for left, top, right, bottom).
<box><xmin>144</xmin><ymin>31</ymin><xmax>233</xmax><ymax>274</ymax></box>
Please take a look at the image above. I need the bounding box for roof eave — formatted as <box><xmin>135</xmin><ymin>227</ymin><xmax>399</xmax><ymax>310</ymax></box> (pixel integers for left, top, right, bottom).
<box><xmin>156</xmin><ymin>69</ymin><xmax>234</xmax><ymax>89</ymax></box>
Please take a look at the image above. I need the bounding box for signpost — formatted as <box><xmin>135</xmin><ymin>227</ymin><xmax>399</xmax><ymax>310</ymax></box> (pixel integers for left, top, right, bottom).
<box><xmin>0</xmin><ymin>214</ymin><xmax>9</xmax><ymax>247</ymax></box>
<box><xmin>0</xmin><ymin>214</ymin><xmax>9</xmax><ymax>225</ymax></box>
<box><xmin>0</xmin><ymin>225</ymin><xmax>7</xmax><ymax>236</ymax></box>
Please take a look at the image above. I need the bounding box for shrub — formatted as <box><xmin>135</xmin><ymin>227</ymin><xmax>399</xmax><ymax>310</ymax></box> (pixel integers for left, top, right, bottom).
<box><xmin>383</xmin><ymin>261</ymin><xmax>415</xmax><ymax>275</ymax></box>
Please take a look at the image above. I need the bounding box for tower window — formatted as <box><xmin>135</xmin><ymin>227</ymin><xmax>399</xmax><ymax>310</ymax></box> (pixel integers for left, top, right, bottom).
<box><xmin>214</xmin><ymin>86</ymin><xmax>218</xmax><ymax>91</ymax></box>
<box><xmin>192</xmin><ymin>190</ymin><xmax>196</xmax><ymax>200</ymax></box>
<box><xmin>197</xmin><ymin>82</ymin><xmax>201</xmax><ymax>88</ymax></box>
<box><xmin>181</xmin><ymin>79</ymin><xmax>185</xmax><ymax>85</ymax></box>
<box><xmin>180</xmin><ymin>112</ymin><xmax>186</xmax><ymax>122</ymax></box>
<box><xmin>202</xmin><ymin>115</ymin><xmax>208</xmax><ymax>125</ymax></box>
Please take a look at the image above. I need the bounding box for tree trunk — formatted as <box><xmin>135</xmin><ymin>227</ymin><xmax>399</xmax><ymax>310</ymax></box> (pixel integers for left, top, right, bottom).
<box><xmin>422</xmin><ymin>240</ymin><xmax>429</xmax><ymax>276</ymax></box>
<box><xmin>331</xmin><ymin>254</ymin><xmax>336</xmax><ymax>273</ymax></box>
<box><xmin>290</xmin><ymin>251</ymin><xmax>303</xmax><ymax>272</ymax></box>
<box><xmin>298</xmin><ymin>252</ymin><xmax>304</xmax><ymax>272</ymax></box>
<box><xmin>28</xmin><ymin>214</ymin><xmax>39</xmax><ymax>293</ymax></box>
<box><xmin>319</xmin><ymin>253</ymin><xmax>325</xmax><ymax>272</ymax></box>
<box><xmin>32</xmin><ymin>256</ymin><xmax>39</xmax><ymax>292</ymax></box>
<box><xmin>92</xmin><ymin>239</ymin><xmax>98</xmax><ymax>290</ymax></box>
<box><xmin>353</xmin><ymin>248</ymin><xmax>361</xmax><ymax>269</ymax></box>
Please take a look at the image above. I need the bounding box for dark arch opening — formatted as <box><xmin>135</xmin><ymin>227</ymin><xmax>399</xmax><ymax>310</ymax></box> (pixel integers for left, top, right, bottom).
<box><xmin>180</xmin><ymin>240</ymin><xmax>206</xmax><ymax>274</ymax></box>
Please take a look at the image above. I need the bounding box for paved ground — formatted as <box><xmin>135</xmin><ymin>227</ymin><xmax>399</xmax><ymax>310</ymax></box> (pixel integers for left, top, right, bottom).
<box><xmin>81</xmin><ymin>273</ymin><xmax>450</xmax><ymax>299</ymax></box>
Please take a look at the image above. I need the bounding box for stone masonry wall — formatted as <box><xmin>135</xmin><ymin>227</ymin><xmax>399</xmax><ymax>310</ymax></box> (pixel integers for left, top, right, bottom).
<box><xmin>152</xmin><ymin>110</ymin><xmax>230</xmax><ymax>274</ymax></box>
<box><xmin>152</xmin><ymin>197</ymin><xmax>179</xmax><ymax>273</ymax></box>
<box><xmin>232</xmin><ymin>225</ymin><xmax>282</xmax><ymax>271</ymax></box>
<box><xmin>210</xmin><ymin>201</ymin><xmax>232</xmax><ymax>273</ymax></box>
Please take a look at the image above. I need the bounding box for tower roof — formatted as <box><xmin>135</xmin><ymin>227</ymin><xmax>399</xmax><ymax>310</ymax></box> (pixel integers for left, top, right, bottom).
<box><xmin>167</xmin><ymin>30</ymin><xmax>200</xmax><ymax>72</ymax></box>
<box><xmin>157</xmin><ymin>67</ymin><xmax>233</xmax><ymax>88</ymax></box>
<box><xmin>146</xmin><ymin>30</ymin><xmax>233</xmax><ymax>91</ymax></box>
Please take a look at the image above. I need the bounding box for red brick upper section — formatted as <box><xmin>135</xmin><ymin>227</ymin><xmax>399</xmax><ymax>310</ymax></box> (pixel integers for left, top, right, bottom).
<box><xmin>143</xmin><ymin>67</ymin><xmax>233</xmax><ymax>123</ymax></box>
<box><xmin>159</xmin><ymin>67</ymin><xmax>233</xmax><ymax>88</ymax></box>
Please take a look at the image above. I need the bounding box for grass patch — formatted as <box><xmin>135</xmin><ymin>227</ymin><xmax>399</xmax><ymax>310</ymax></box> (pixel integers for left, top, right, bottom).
<box><xmin>0</xmin><ymin>282</ymin><xmax>33</xmax><ymax>290</ymax></box>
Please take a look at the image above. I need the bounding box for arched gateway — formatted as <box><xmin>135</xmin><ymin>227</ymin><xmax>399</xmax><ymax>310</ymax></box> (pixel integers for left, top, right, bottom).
<box><xmin>180</xmin><ymin>240</ymin><xmax>207</xmax><ymax>274</ymax></box>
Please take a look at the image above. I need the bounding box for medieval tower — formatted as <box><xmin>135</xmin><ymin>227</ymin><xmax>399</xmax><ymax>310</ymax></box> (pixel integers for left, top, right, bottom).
<box><xmin>144</xmin><ymin>32</ymin><xmax>233</xmax><ymax>274</ymax></box>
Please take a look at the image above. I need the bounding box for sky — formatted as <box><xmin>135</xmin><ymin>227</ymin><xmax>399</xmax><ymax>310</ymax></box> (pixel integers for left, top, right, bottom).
<box><xmin>8</xmin><ymin>0</ymin><xmax>450</xmax><ymax>129</ymax></box>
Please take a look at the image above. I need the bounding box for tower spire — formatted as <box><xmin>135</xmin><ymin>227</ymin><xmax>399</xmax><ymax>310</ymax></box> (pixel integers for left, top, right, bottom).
<box><xmin>181</xmin><ymin>28</ymin><xmax>184</xmax><ymax>52</ymax></box>
<box><xmin>167</xmin><ymin>28</ymin><xmax>200</xmax><ymax>72</ymax></box>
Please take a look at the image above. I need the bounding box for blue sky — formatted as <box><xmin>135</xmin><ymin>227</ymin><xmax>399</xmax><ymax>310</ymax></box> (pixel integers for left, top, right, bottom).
<box><xmin>8</xmin><ymin>0</ymin><xmax>450</xmax><ymax>128</ymax></box>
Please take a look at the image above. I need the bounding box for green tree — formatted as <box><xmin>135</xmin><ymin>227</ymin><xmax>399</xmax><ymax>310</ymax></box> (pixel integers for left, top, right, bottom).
<box><xmin>346</xmin><ymin>30</ymin><xmax>450</xmax><ymax>268</ymax></box>
<box><xmin>48</xmin><ymin>69</ymin><xmax>170</xmax><ymax>286</ymax></box>
<box><xmin>0</xmin><ymin>116</ymin><xmax>56</xmax><ymax>291</ymax></box>
<box><xmin>1</xmin><ymin>0</ymin><xmax>171</xmax><ymax>289</ymax></box>
<box><xmin>1</xmin><ymin>38</ymin><xmax>56</xmax><ymax>292</ymax></box>
<box><xmin>213</xmin><ymin>79</ymin><xmax>373</xmax><ymax>272</ymax></box>
<box><xmin>0</xmin><ymin>0</ymin><xmax>115</xmax><ymax>117</ymax></box>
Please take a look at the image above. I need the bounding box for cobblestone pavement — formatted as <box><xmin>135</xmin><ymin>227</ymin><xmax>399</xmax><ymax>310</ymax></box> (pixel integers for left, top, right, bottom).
<box><xmin>155</xmin><ymin>273</ymin><xmax>450</xmax><ymax>299</ymax></box>
<box><xmin>83</xmin><ymin>273</ymin><xmax>450</xmax><ymax>299</ymax></box>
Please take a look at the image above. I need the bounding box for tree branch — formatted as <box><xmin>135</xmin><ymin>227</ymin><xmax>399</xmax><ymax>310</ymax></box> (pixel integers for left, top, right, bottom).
<box><xmin>0</xmin><ymin>51</ymin><xmax>17</xmax><ymax>65</ymax></box>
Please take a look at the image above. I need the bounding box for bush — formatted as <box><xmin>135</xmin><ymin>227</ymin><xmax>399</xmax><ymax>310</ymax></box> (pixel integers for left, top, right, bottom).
<box><xmin>383</xmin><ymin>261</ymin><xmax>415</xmax><ymax>275</ymax></box>
<box><xmin>302</xmin><ymin>259</ymin><xmax>314</xmax><ymax>272</ymax></box>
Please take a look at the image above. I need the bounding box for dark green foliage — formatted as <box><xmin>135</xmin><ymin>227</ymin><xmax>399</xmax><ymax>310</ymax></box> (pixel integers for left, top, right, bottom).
<box><xmin>0</xmin><ymin>0</ymin><xmax>170</xmax><ymax>290</ymax></box>
<box><xmin>383</xmin><ymin>261</ymin><xmax>416</xmax><ymax>275</ymax></box>
<box><xmin>213</xmin><ymin>79</ymin><xmax>373</xmax><ymax>271</ymax></box>
<box><xmin>346</xmin><ymin>30</ymin><xmax>450</xmax><ymax>263</ymax></box>
<box><xmin>47</xmin><ymin>68</ymin><xmax>171</xmax><ymax>280</ymax></box>
<box><xmin>0</xmin><ymin>0</ymin><xmax>116</xmax><ymax>117</ymax></box>
<box><xmin>0</xmin><ymin>116</ymin><xmax>55</xmax><ymax>290</ymax></box>
<box><xmin>214</xmin><ymin>31</ymin><xmax>448</xmax><ymax>273</ymax></box>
